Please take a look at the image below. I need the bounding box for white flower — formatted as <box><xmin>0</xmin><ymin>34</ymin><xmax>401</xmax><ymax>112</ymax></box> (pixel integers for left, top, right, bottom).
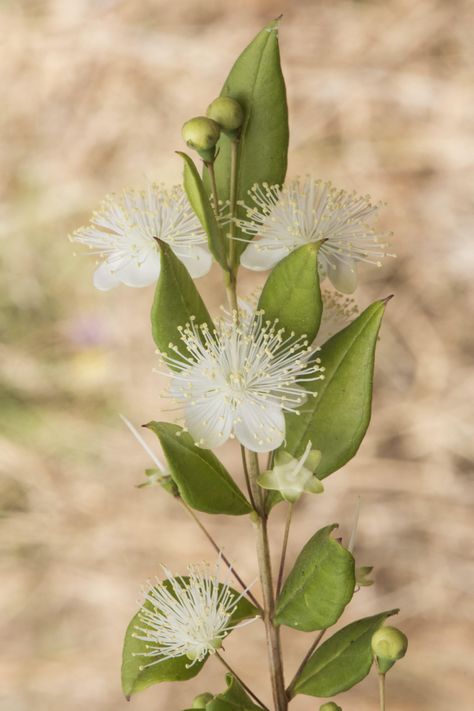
<box><xmin>237</xmin><ymin>178</ymin><xmax>392</xmax><ymax>294</ymax></box>
<box><xmin>161</xmin><ymin>310</ymin><xmax>325</xmax><ymax>452</ymax></box>
<box><xmin>71</xmin><ymin>183</ymin><xmax>212</xmax><ymax>290</ymax></box>
<box><xmin>316</xmin><ymin>289</ymin><xmax>359</xmax><ymax>345</ymax></box>
<box><xmin>133</xmin><ymin>560</ymin><xmax>254</xmax><ymax>669</ymax></box>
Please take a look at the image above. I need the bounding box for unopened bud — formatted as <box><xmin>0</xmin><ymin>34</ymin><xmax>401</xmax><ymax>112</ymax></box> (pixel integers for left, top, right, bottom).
<box><xmin>192</xmin><ymin>692</ymin><xmax>214</xmax><ymax>708</ymax></box>
<box><xmin>319</xmin><ymin>703</ymin><xmax>342</xmax><ymax>711</ymax></box>
<box><xmin>371</xmin><ymin>626</ymin><xmax>408</xmax><ymax>673</ymax></box>
<box><xmin>182</xmin><ymin>116</ymin><xmax>220</xmax><ymax>162</ymax></box>
<box><xmin>207</xmin><ymin>96</ymin><xmax>244</xmax><ymax>133</ymax></box>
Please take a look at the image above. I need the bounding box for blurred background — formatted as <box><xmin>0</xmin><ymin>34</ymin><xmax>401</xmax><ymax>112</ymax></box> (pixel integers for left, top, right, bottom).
<box><xmin>1</xmin><ymin>1</ymin><xmax>473</xmax><ymax>709</ymax></box>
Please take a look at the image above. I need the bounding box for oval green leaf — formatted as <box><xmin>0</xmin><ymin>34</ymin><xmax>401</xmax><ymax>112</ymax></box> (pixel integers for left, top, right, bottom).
<box><xmin>206</xmin><ymin>674</ymin><xmax>264</xmax><ymax>710</ymax></box>
<box><xmin>275</xmin><ymin>524</ymin><xmax>355</xmax><ymax>631</ymax></box>
<box><xmin>257</xmin><ymin>243</ymin><xmax>322</xmax><ymax>342</ymax></box>
<box><xmin>206</xmin><ymin>19</ymin><xmax>289</xmax><ymax>261</ymax></box>
<box><xmin>177</xmin><ymin>151</ymin><xmax>227</xmax><ymax>269</ymax></box>
<box><xmin>146</xmin><ymin>421</ymin><xmax>252</xmax><ymax>515</ymax></box>
<box><xmin>122</xmin><ymin>583</ymin><xmax>258</xmax><ymax>698</ymax></box>
<box><xmin>290</xmin><ymin>609</ymin><xmax>399</xmax><ymax>698</ymax></box>
<box><xmin>151</xmin><ymin>240</ymin><xmax>214</xmax><ymax>361</ymax></box>
<box><xmin>283</xmin><ymin>299</ymin><xmax>388</xmax><ymax>478</ymax></box>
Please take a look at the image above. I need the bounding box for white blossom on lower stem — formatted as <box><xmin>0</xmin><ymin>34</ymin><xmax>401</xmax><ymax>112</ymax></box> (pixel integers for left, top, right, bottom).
<box><xmin>70</xmin><ymin>183</ymin><xmax>212</xmax><ymax>290</ymax></box>
<box><xmin>133</xmin><ymin>560</ymin><xmax>253</xmax><ymax>669</ymax></box>
<box><xmin>161</xmin><ymin>310</ymin><xmax>325</xmax><ymax>452</ymax></box>
<box><xmin>237</xmin><ymin>177</ymin><xmax>392</xmax><ymax>294</ymax></box>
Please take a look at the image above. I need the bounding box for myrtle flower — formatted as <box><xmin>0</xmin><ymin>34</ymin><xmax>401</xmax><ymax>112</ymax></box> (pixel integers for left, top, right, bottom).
<box><xmin>237</xmin><ymin>178</ymin><xmax>392</xmax><ymax>294</ymax></box>
<box><xmin>161</xmin><ymin>310</ymin><xmax>325</xmax><ymax>452</ymax></box>
<box><xmin>133</xmin><ymin>560</ymin><xmax>255</xmax><ymax>669</ymax></box>
<box><xmin>316</xmin><ymin>289</ymin><xmax>359</xmax><ymax>345</ymax></box>
<box><xmin>71</xmin><ymin>183</ymin><xmax>211</xmax><ymax>290</ymax></box>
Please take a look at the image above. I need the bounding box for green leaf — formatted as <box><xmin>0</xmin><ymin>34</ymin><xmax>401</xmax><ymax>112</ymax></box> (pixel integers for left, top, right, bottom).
<box><xmin>275</xmin><ymin>524</ymin><xmax>355</xmax><ymax>631</ymax></box>
<box><xmin>122</xmin><ymin>584</ymin><xmax>258</xmax><ymax>699</ymax></box>
<box><xmin>290</xmin><ymin>610</ymin><xmax>399</xmax><ymax>698</ymax></box>
<box><xmin>151</xmin><ymin>240</ymin><xmax>214</xmax><ymax>361</ymax></box>
<box><xmin>146</xmin><ymin>422</ymin><xmax>252</xmax><ymax>515</ymax></box>
<box><xmin>207</xmin><ymin>674</ymin><xmax>264</xmax><ymax>710</ymax></box>
<box><xmin>178</xmin><ymin>151</ymin><xmax>227</xmax><ymax>269</ymax></box>
<box><xmin>283</xmin><ymin>299</ymin><xmax>388</xmax><ymax>479</ymax></box>
<box><xmin>257</xmin><ymin>243</ymin><xmax>322</xmax><ymax>342</ymax></box>
<box><xmin>206</xmin><ymin>19</ymin><xmax>289</xmax><ymax>260</ymax></box>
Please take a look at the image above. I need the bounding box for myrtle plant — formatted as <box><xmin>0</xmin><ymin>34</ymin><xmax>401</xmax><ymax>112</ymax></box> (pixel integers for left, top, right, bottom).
<box><xmin>71</xmin><ymin>19</ymin><xmax>407</xmax><ymax>711</ymax></box>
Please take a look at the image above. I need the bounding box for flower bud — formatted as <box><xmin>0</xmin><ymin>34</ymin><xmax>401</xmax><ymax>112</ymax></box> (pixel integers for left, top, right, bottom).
<box><xmin>319</xmin><ymin>703</ymin><xmax>342</xmax><ymax>711</ymax></box>
<box><xmin>192</xmin><ymin>692</ymin><xmax>214</xmax><ymax>708</ymax></box>
<box><xmin>371</xmin><ymin>626</ymin><xmax>408</xmax><ymax>674</ymax></box>
<box><xmin>182</xmin><ymin>116</ymin><xmax>220</xmax><ymax>162</ymax></box>
<box><xmin>207</xmin><ymin>96</ymin><xmax>244</xmax><ymax>133</ymax></box>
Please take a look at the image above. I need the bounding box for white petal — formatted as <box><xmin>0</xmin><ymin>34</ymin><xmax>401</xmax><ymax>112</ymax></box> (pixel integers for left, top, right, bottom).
<box><xmin>184</xmin><ymin>398</ymin><xmax>233</xmax><ymax>449</ymax></box>
<box><xmin>93</xmin><ymin>261</ymin><xmax>121</xmax><ymax>291</ymax></box>
<box><xmin>234</xmin><ymin>400</ymin><xmax>285</xmax><ymax>453</ymax></box>
<box><xmin>240</xmin><ymin>241</ymin><xmax>288</xmax><ymax>272</ymax></box>
<box><xmin>176</xmin><ymin>246</ymin><xmax>212</xmax><ymax>278</ymax></box>
<box><xmin>328</xmin><ymin>259</ymin><xmax>358</xmax><ymax>294</ymax></box>
<box><xmin>118</xmin><ymin>252</ymin><xmax>161</xmax><ymax>288</ymax></box>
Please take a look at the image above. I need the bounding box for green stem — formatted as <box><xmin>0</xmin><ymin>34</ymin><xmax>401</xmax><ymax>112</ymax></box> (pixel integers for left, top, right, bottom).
<box><xmin>276</xmin><ymin>504</ymin><xmax>293</xmax><ymax>597</ymax></box>
<box><xmin>378</xmin><ymin>672</ymin><xmax>386</xmax><ymax>711</ymax></box>
<box><xmin>227</xmin><ymin>138</ymin><xmax>239</xmax><ymax>271</ymax></box>
<box><xmin>248</xmin><ymin>451</ymin><xmax>288</xmax><ymax>711</ymax></box>
<box><xmin>215</xmin><ymin>651</ymin><xmax>270</xmax><ymax>711</ymax></box>
<box><xmin>286</xmin><ymin>629</ymin><xmax>326</xmax><ymax>698</ymax></box>
<box><xmin>206</xmin><ymin>161</ymin><xmax>220</xmax><ymax>220</ymax></box>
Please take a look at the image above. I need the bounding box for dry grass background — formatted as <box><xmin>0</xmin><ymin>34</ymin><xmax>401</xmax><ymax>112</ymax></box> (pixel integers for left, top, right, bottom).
<box><xmin>1</xmin><ymin>1</ymin><xmax>473</xmax><ymax>709</ymax></box>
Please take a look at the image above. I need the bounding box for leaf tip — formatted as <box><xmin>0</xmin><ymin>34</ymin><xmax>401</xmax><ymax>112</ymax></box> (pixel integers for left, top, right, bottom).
<box><xmin>381</xmin><ymin>294</ymin><xmax>395</xmax><ymax>305</ymax></box>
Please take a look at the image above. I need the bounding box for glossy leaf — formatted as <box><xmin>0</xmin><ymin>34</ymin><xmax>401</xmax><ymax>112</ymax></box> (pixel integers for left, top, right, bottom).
<box><xmin>205</xmin><ymin>19</ymin><xmax>289</xmax><ymax>260</ymax></box>
<box><xmin>283</xmin><ymin>299</ymin><xmax>387</xmax><ymax>478</ymax></box>
<box><xmin>291</xmin><ymin>610</ymin><xmax>399</xmax><ymax>698</ymax></box>
<box><xmin>146</xmin><ymin>422</ymin><xmax>252</xmax><ymax>515</ymax></box>
<box><xmin>257</xmin><ymin>243</ymin><xmax>323</xmax><ymax>341</ymax></box>
<box><xmin>207</xmin><ymin>674</ymin><xmax>264</xmax><ymax>710</ymax></box>
<box><xmin>151</xmin><ymin>240</ymin><xmax>214</xmax><ymax>361</ymax></box>
<box><xmin>122</xmin><ymin>583</ymin><xmax>258</xmax><ymax>698</ymax></box>
<box><xmin>275</xmin><ymin>524</ymin><xmax>355</xmax><ymax>631</ymax></box>
<box><xmin>178</xmin><ymin>151</ymin><xmax>227</xmax><ymax>269</ymax></box>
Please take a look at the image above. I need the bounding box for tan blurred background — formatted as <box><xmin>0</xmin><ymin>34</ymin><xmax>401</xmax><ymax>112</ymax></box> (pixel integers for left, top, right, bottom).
<box><xmin>1</xmin><ymin>1</ymin><xmax>473</xmax><ymax>709</ymax></box>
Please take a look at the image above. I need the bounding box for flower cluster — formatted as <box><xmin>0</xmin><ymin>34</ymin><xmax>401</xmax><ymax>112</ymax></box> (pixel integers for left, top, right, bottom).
<box><xmin>160</xmin><ymin>310</ymin><xmax>325</xmax><ymax>452</ymax></box>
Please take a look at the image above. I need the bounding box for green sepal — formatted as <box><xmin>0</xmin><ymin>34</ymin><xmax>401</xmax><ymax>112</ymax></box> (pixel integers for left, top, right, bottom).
<box><xmin>177</xmin><ymin>151</ymin><xmax>227</xmax><ymax>269</ymax></box>
<box><xmin>290</xmin><ymin>609</ymin><xmax>399</xmax><ymax>698</ymax></box>
<box><xmin>205</xmin><ymin>19</ymin><xmax>289</xmax><ymax>262</ymax></box>
<box><xmin>151</xmin><ymin>240</ymin><xmax>214</xmax><ymax>362</ymax></box>
<box><xmin>258</xmin><ymin>447</ymin><xmax>323</xmax><ymax>503</ymax></box>
<box><xmin>146</xmin><ymin>422</ymin><xmax>252</xmax><ymax>515</ymax></box>
<box><xmin>275</xmin><ymin>524</ymin><xmax>355</xmax><ymax>631</ymax></box>
<box><xmin>283</xmin><ymin>299</ymin><xmax>388</xmax><ymax>479</ymax></box>
<box><xmin>136</xmin><ymin>467</ymin><xmax>179</xmax><ymax>497</ymax></box>
<box><xmin>122</xmin><ymin>582</ymin><xmax>258</xmax><ymax>699</ymax></box>
<box><xmin>356</xmin><ymin>565</ymin><xmax>374</xmax><ymax>587</ymax></box>
<box><xmin>257</xmin><ymin>243</ymin><xmax>323</xmax><ymax>342</ymax></box>
<box><xmin>206</xmin><ymin>674</ymin><xmax>264</xmax><ymax>710</ymax></box>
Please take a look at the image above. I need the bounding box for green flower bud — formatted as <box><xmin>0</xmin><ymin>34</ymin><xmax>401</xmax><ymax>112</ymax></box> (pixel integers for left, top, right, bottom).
<box><xmin>192</xmin><ymin>692</ymin><xmax>214</xmax><ymax>708</ymax></box>
<box><xmin>319</xmin><ymin>703</ymin><xmax>342</xmax><ymax>711</ymax></box>
<box><xmin>207</xmin><ymin>96</ymin><xmax>244</xmax><ymax>133</ymax></box>
<box><xmin>182</xmin><ymin>116</ymin><xmax>220</xmax><ymax>161</ymax></box>
<box><xmin>371</xmin><ymin>626</ymin><xmax>408</xmax><ymax>674</ymax></box>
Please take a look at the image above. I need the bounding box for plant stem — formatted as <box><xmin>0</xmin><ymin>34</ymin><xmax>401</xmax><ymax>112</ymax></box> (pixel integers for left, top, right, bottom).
<box><xmin>241</xmin><ymin>445</ymin><xmax>258</xmax><ymax>512</ymax></box>
<box><xmin>286</xmin><ymin>629</ymin><xmax>326</xmax><ymax>698</ymax></box>
<box><xmin>181</xmin><ymin>499</ymin><xmax>261</xmax><ymax>612</ymax></box>
<box><xmin>276</xmin><ymin>504</ymin><xmax>293</xmax><ymax>597</ymax></box>
<box><xmin>206</xmin><ymin>161</ymin><xmax>220</xmax><ymax>220</ymax></box>
<box><xmin>227</xmin><ymin>138</ymin><xmax>239</xmax><ymax>270</ymax></box>
<box><xmin>378</xmin><ymin>672</ymin><xmax>386</xmax><ymax>711</ymax></box>
<box><xmin>215</xmin><ymin>651</ymin><xmax>270</xmax><ymax>711</ymax></box>
<box><xmin>248</xmin><ymin>451</ymin><xmax>288</xmax><ymax>711</ymax></box>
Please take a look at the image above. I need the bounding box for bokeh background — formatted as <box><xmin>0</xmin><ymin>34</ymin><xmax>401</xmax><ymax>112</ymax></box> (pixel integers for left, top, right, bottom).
<box><xmin>1</xmin><ymin>1</ymin><xmax>473</xmax><ymax>709</ymax></box>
